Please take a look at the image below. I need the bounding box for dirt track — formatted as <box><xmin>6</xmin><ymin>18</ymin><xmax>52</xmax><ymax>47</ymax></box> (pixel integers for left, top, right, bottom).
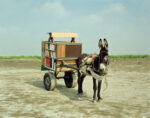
<box><xmin>0</xmin><ymin>58</ymin><xmax>150</xmax><ymax>118</ymax></box>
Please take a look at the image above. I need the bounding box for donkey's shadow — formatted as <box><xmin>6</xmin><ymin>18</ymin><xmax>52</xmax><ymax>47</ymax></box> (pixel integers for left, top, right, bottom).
<box><xmin>56</xmin><ymin>84</ymin><xmax>90</xmax><ymax>101</ymax></box>
<box><xmin>25</xmin><ymin>80</ymin><xmax>90</xmax><ymax>101</ymax></box>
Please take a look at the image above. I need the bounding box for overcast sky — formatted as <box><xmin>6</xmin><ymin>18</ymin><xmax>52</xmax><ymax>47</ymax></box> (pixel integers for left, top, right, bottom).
<box><xmin>0</xmin><ymin>0</ymin><xmax>150</xmax><ymax>56</ymax></box>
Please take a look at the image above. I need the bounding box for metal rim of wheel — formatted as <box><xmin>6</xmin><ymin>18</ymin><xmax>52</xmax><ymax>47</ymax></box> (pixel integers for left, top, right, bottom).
<box><xmin>43</xmin><ymin>72</ymin><xmax>56</xmax><ymax>91</ymax></box>
<box><xmin>64</xmin><ymin>71</ymin><xmax>77</xmax><ymax>88</ymax></box>
<box><xmin>45</xmin><ymin>76</ymin><xmax>51</xmax><ymax>87</ymax></box>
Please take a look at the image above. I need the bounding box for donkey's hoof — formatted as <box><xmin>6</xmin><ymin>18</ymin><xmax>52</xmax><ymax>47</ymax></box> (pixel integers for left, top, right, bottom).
<box><xmin>78</xmin><ymin>93</ymin><xmax>83</xmax><ymax>96</ymax></box>
<box><xmin>92</xmin><ymin>100</ymin><xmax>96</xmax><ymax>103</ymax></box>
<box><xmin>97</xmin><ymin>97</ymin><xmax>103</xmax><ymax>101</ymax></box>
<box><xmin>92</xmin><ymin>99</ymin><xmax>96</xmax><ymax>103</ymax></box>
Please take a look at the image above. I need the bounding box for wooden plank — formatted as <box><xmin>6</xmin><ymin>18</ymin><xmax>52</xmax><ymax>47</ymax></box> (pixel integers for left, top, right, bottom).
<box><xmin>56</xmin><ymin>57</ymin><xmax>78</xmax><ymax>60</ymax></box>
<box><xmin>56</xmin><ymin>45</ymin><xmax>66</xmax><ymax>58</ymax></box>
<box><xmin>41</xmin><ymin>41</ymin><xmax>45</xmax><ymax>66</ymax></box>
<box><xmin>45</xmin><ymin>41</ymin><xmax>81</xmax><ymax>45</ymax></box>
<box><xmin>49</xmin><ymin>32</ymin><xmax>78</xmax><ymax>38</ymax></box>
<box><xmin>56</xmin><ymin>65</ymin><xmax>77</xmax><ymax>72</ymax></box>
<box><xmin>55</xmin><ymin>42</ymin><xmax>81</xmax><ymax>45</ymax></box>
<box><xmin>56</xmin><ymin>60</ymin><xmax>76</xmax><ymax>66</ymax></box>
<box><xmin>66</xmin><ymin>45</ymin><xmax>82</xmax><ymax>57</ymax></box>
<box><xmin>45</xmin><ymin>43</ymin><xmax>49</xmax><ymax>50</ymax></box>
<box><xmin>42</xmin><ymin>41</ymin><xmax>45</xmax><ymax>52</ymax></box>
<box><xmin>41</xmin><ymin>57</ymin><xmax>45</xmax><ymax>66</ymax></box>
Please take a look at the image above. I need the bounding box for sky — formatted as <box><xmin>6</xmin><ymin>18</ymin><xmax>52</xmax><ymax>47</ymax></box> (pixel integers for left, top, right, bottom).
<box><xmin>0</xmin><ymin>0</ymin><xmax>150</xmax><ymax>56</ymax></box>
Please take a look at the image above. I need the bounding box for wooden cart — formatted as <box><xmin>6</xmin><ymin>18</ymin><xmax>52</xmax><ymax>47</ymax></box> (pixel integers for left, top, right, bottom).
<box><xmin>41</xmin><ymin>32</ymin><xmax>82</xmax><ymax>91</ymax></box>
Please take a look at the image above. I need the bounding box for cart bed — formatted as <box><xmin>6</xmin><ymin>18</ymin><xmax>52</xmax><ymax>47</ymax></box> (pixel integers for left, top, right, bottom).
<box><xmin>41</xmin><ymin>32</ymin><xmax>82</xmax><ymax>72</ymax></box>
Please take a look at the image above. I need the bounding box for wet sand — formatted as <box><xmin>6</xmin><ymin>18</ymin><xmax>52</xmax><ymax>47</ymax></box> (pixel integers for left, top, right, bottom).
<box><xmin>0</xmin><ymin>58</ymin><xmax>150</xmax><ymax>118</ymax></box>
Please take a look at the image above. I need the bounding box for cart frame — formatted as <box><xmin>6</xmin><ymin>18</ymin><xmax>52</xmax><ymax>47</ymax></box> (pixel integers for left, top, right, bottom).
<box><xmin>41</xmin><ymin>32</ymin><xmax>81</xmax><ymax>90</ymax></box>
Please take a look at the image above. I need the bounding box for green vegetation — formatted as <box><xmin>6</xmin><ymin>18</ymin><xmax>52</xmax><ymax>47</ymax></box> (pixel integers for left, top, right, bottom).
<box><xmin>0</xmin><ymin>55</ymin><xmax>149</xmax><ymax>60</ymax></box>
<box><xmin>109</xmin><ymin>55</ymin><xmax>150</xmax><ymax>59</ymax></box>
<box><xmin>0</xmin><ymin>56</ymin><xmax>41</xmax><ymax>60</ymax></box>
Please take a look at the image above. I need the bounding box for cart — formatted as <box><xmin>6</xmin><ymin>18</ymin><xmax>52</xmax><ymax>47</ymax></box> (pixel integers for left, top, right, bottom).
<box><xmin>41</xmin><ymin>32</ymin><xmax>82</xmax><ymax>91</ymax></box>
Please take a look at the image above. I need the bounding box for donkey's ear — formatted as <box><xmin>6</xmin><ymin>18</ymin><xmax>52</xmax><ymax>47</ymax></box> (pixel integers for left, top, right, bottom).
<box><xmin>98</xmin><ymin>39</ymin><xmax>103</xmax><ymax>50</ymax></box>
<box><xmin>104</xmin><ymin>38</ymin><xmax>108</xmax><ymax>50</ymax></box>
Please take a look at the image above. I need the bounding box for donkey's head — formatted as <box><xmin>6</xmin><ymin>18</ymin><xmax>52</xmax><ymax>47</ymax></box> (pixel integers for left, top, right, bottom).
<box><xmin>93</xmin><ymin>38</ymin><xmax>109</xmax><ymax>75</ymax></box>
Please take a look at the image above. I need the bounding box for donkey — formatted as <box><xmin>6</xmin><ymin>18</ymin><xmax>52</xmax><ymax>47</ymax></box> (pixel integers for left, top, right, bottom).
<box><xmin>77</xmin><ymin>39</ymin><xmax>109</xmax><ymax>102</ymax></box>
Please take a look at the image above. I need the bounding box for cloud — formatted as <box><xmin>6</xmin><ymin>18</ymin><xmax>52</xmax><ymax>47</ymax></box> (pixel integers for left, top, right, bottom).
<box><xmin>0</xmin><ymin>26</ymin><xmax>23</xmax><ymax>38</ymax></box>
<box><xmin>82</xmin><ymin>3</ymin><xmax>127</xmax><ymax>25</ymax></box>
<box><xmin>102</xmin><ymin>3</ymin><xmax>127</xmax><ymax>15</ymax></box>
<box><xmin>40</xmin><ymin>0</ymin><xmax>68</xmax><ymax>17</ymax></box>
<box><xmin>84</xmin><ymin>14</ymin><xmax>103</xmax><ymax>25</ymax></box>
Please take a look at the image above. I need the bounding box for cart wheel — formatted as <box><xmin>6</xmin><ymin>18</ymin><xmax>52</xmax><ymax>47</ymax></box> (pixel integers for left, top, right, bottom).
<box><xmin>43</xmin><ymin>72</ymin><xmax>56</xmax><ymax>91</ymax></box>
<box><xmin>64</xmin><ymin>71</ymin><xmax>77</xmax><ymax>88</ymax></box>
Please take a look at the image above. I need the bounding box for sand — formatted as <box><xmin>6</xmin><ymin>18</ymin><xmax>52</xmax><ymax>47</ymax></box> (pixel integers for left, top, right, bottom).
<box><xmin>0</xmin><ymin>58</ymin><xmax>150</xmax><ymax>118</ymax></box>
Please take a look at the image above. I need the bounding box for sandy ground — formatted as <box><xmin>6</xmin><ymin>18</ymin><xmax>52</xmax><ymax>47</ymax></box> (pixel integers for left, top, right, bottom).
<box><xmin>0</xmin><ymin>58</ymin><xmax>150</xmax><ymax>118</ymax></box>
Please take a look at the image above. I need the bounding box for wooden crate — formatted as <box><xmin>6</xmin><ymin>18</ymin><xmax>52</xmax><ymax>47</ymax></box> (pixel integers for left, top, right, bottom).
<box><xmin>41</xmin><ymin>32</ymin><xmax>81</xmax><ymax>72</ymax></box>
<box><xmin>41</xmin><ymin>41</ymin><xmax>81</xmax><ymax>72</ymax></box>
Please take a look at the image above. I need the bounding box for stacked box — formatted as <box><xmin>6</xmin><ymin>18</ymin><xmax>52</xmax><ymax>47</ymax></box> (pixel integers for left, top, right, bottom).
<box><xmin>41</xmin><ymin>41</ymin><xmax>82</xmax><ymax>72</ymax></box>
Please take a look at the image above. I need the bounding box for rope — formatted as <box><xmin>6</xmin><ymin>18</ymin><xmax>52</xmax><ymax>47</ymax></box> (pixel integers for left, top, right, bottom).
<box><xmin>103</xmin><ymin>75</ymin><xmax>108</xmax><ymax>91</ymax></box>
<box><xmin>87</xmin><ymin>67</ymin><xmax>108</xmax><ymax>92</ymax></box>
<box><xmin>80</xmin><ymin>55</ymin><xmax>109</xmax><ymax>91</ymax></box>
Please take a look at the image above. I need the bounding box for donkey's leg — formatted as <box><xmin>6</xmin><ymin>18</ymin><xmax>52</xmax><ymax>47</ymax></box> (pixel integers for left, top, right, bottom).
<box><xmin>97</xmin><ymin>80</ymin><xmax>102</xmax><ymax>101</ymax></box>
<box><xmin>93</xmin><ymin>78</ymin><xmax>97</xmax><ymax>101</ymax></box>
<box><xmin>77</xmin><ymin>71</ymin><xmax>81</xmax><ymax>94</ymax></box>
<box><xmin>78</xmin><ymin>72</ymin><xmax>85</xmax><ymax>94</ymax></box>
<box><xmin>80</xmin><ymin>75</ymin><xmax>85</xmax><ymax>93</ymax></box>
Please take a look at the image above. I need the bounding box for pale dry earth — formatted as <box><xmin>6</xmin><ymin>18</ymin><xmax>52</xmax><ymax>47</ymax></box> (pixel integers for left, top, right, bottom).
<box><xmin>0</xmin><ymin>58</ymin><xmax>150</xmax><ymax>118</ymax></box>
